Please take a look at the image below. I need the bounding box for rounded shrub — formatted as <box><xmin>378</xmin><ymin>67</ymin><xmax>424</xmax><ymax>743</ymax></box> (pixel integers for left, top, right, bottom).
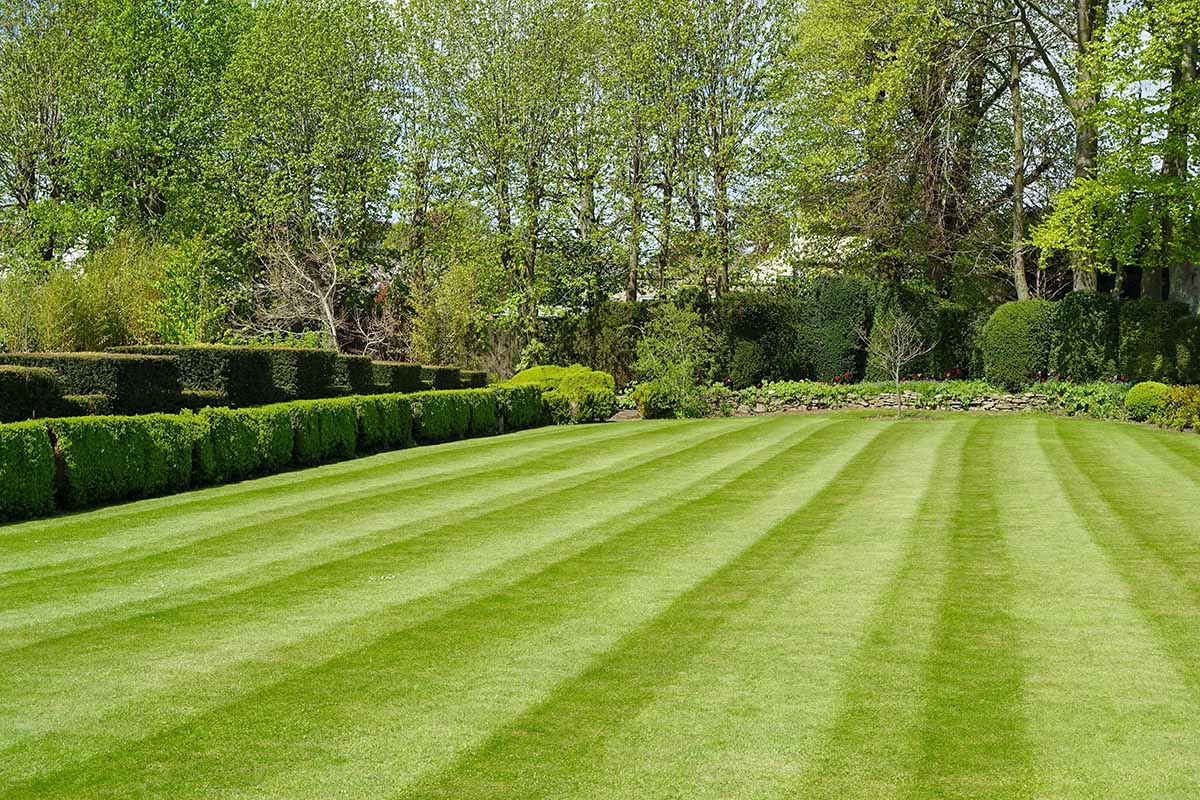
<box><xmin>1125</xmin><ymin>381</ymin><xmax>1170</xmax><ymax>422</ymax></box>
<box><xmin>1048</xmin><ymin>291</ymin><xmax>1119</xmax><ymax>382</ymax></box>
<box><xmin>632</xmin><ymin>380</ymin><xmax>674</xmax><ymax>419</ymax></box>
<box><xmin>982</xmin><ymin>300</ymin><xmax>1053</xmax><ymax>390</ymax></box>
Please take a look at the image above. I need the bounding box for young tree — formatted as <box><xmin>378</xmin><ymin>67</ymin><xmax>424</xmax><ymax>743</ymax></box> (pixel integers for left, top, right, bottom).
<box><xmin>861</xmin><ymin>313</ymin><xmax>936</xmax><ymax>416</ymax></box>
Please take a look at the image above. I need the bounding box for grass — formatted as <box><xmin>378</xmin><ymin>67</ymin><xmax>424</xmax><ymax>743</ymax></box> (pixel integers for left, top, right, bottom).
<box><xmin>1</xmin><ymin>413</ymin><xmax>1199</xmax><ymax>798</ymax></box>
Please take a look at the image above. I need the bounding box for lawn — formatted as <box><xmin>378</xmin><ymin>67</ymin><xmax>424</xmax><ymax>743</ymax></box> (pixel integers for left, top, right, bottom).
<box><xmin>2</xmin><ymin>413</ymin><xmax>1199</xmax><ymax>799</ymax></box>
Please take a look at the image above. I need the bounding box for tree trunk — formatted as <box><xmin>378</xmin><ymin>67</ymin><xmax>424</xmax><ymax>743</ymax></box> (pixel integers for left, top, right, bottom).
<box><xmin>1010</xmin><ymin>19</ymin><xmax>1030</xmax><ymax>301</ymax></box>
<box><xmin>713</xmin><ymin>161</ymin><xmax>730</xmax><ymax>293</ymax></box>
<box><xmin>1071</xmin><ymin>0</ymin><xmax>1106</xmax><ymax>292</ymax></box>
<box><xmin>626</xmin><ymin>133</ymin><xmax>643</xmax><ymax>302</ymax></box>
<box><xmin>658</xmin><ymin>165</ymin><xmax>674</xmax><ymax>292</ymax></box>
<box><xmin>1167</xmin><ymin>41</ymin><xmax>1199</xmax><ymax>311</ymax></box>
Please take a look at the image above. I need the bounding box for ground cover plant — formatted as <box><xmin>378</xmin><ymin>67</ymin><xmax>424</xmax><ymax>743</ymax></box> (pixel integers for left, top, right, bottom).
<box><xmin>1</xmin><ymin>414</ymin><xmax>1199</xmax><ymax>798</ymax></box>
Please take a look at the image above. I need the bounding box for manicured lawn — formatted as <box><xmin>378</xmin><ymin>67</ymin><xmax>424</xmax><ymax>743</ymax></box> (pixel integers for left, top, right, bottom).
<box><xmin>2</xmin><ymin>413</ymin><xmax>1200</xmax><ymax>798</ymax></box>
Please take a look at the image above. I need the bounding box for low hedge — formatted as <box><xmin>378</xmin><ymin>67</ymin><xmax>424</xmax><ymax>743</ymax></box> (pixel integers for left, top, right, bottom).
<box><xmin>0</xmin><ymin>366</ymin><xmax>63</xmax><ymax>422</ymax></box>
<box><xmin>409</xmin><ymin>389</ymin><xmax>480</xmax><ymax>442</ymax></box>
<box><xmin>288</xmin><ymin>397</ymin><xmax>358</xmax><ymax>465</ymax></box>
<box><xmin>421</xmin><ymin>366</ymin><xmax>462</xmax><ymax>390</ymax></box>
<box><xmin>373</xmin><ymin>361</ymin><xmax>423</xmax><ymax>393</ymax></box>
<box><xmin>111</xmin><ymin>345</ymin><xmax>276</xmax><ymax>406</ymax></box>
<box><xmin>0</xmin><ymin>421</ymin><xmax>55</xmax><ymax>519</ymax></box>
<box><xmin>352</xmin><ymin>394</ymin><xmax>412</xmax><ymax>451</ymax></box>
<box><xmin>493</xmin><ymin>384</ymin><xmax>546</xmax><ymax>431</ymax></box>
<box><xmin>0</xmin><ymin>352</ymin><xmax>180</xmax><ymax>414</ymax></box>
<box><xmin>52</xmin><ymin>414</ymin><xmax>198</xmax><ymax>508</ymax></box>
<box><xmin>982</xmin><ymin>300</ymin><xmax>1054</xmax><ymax>390</ymax></box>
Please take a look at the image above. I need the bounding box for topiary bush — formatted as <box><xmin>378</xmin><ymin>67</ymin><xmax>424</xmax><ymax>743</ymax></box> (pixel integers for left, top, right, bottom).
<box><xmin>50</xmin><ymin>414</ymin><xmax>198</xmax><ymax>508</ymax></box>
<box><xmin>0</xmin><ymin>352</ymin><xmax>181</xmax><ymax>413</ymax></box>
<box><xmin>111</xmin><ymin>345</ymin><xmax>276</xmax><ymax>406</ymax></box>
<box><xmin>1125</xmin><ymin>381</ymin><xmax>1170</xmax><ymax>422</ymax></box>
<box><xmin>1119</xmin><ymin>297</ymin><xmax>1190</xmax><ymax>383</ymax></box>
<box><xmin>509</xmin><ymin>365</ymin><xmax>615</xmax><ymax>423</ymax></box>
<box><xmin>1048</xmin><ymin>291</ymin><xmax>1120</xmax><ymax>382</ymax></box>
<box><xmin>0</xmin><ymin>421</ymin><xmax>55</xmax><ymax>520</ymax></box>
<box><xmin>982</xmin><ymin>300</ymin><xmax>1053</xmax><ymax>390</ymax></box>
<box><xmin>0</xmin><ymin>366</ymin><xmax>64</xmax><ymax>422</ymax></box>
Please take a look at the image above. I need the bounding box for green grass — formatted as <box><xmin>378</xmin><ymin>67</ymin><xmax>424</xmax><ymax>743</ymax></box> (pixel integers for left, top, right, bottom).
<box><xmin>2</xmin><ymin>413</ymin><xmax>1200</xmax><ymax>798</ymax></box>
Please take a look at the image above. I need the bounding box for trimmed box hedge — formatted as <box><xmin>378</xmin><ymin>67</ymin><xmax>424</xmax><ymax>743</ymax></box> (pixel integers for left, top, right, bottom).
<box><xmin>352</xmin><ymin>394</ymin><xmax>413</xmax><ymax>452</ymax></box>
<box><xmin>0</xmin><ymin>366</ymin><xmax>63</xmax><ymax>422</ymax></box>
<box><xmin>287</xmin><ymin>397</ymin><xmax>359</xmax><ymax>465</ymax></box>
<box><xmin>269</xmin><ymin>348</ymin><xmax>339</xmax><ymax>400</ymax></box>
<box><xmin>112</xmin><ymin>345</ymin><xmax>276</xmax><ymax>406</ymax></box>
<box><xmin>0</xmin><ymin>421</ymin><xmax>55</xmax><ymax>519</ymax></box>
<box><xmin>0</xmin><ymin>352</ymin><xmax>180</xmax><ymax>414</ymax></box>
<box><xmin>335</xmin><ymin>355</ymin><xmax>376</xmax><ymax>395</ymax></box>
<box><xmin>494</xmin><ymin>384</ymin><xmax>546</xmax><ymax>431</ymax></box>
<box><xmin>52</xmin><ymin>414</ymin><xmax>197</xmax><ymax>508</ymax></box>
<box><xmin>409</xmin><ymin>389</ymin><xmax>479</xmax><ymax>442</ymax></box>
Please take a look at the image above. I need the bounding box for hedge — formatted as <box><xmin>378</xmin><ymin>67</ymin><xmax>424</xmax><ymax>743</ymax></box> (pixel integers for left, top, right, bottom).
<box><xmin>352</xmin><ymin>394</ymin><xmax>412</xmax><ymax>452</ymax></box>
<box><xmin>52</xmin><ymin>414</ymin><xmax>197</xmax><ymax>508</ymax></box>
<box><xmin>373</xmin><ymin>361</ymin><xmax>423</xmax><ymax>393</ymax></box>
<box><xmin>0</xmin><ymin>352</ymin><xmax>180</xmax><ymax>414</ymax></box>
<box><xmin>982</xmin><ymin>300</ymin><xmax>1053</xmax><ymax>390</ymax></box>
<box><xmin>421</xmin><ymin>366</ymin><xmax>462</xmax><ymax>390</ymax></box>
<box><xmin>0</xmin><ymin>421</ymin><xmax>55</xmax><ymax>519</ymax></box>
<box><xmin>493</xmin><ymin>384</ymin><xmax>546</xmax><ymax>431</ymax></box>
<box><xmin>288</xmin><ymin>398</ymin><xmax>358</xmax><ymax>465</ymax></box>
<box><xmin>111</xmin><ymin>345</ymin><xmax>276</xmax><ymax>406</ymax></box>
<box><xmin>868</xmin><ymin>285</ymin><xmax>979</xmax><ymax>380</ymax></box>
<box><xmin>1119</xmin><ymin>297</ymin><xmax>1190</xmax><ymax>383</ymax></box>
<box><xmin>0</xmin><ymin>366</ymin><xmax>63</xmax><ymax>422</ymax></box>
<box><xmin>269</xmin><ymin>348</ymin><xmax>339</xmax><ymax>400</ymax></box>
<box><xmin>1048</xmin><ymin>292</ymin><xmax>1119</xmax><ymax>382</ymax></box>
<box><xmin>461</xmin><ymin>370</ymin><xmax>489</xmax><ymax>389</ymax></box>
<box><xmin>409</xmin><ymin>389</ymin><xmax>478</xmax><ymax>442</ymax></box>
<box><xmin>335</xmin><ymin>355</ymin><xmax>376</xmax><ymax>395</ymax></box>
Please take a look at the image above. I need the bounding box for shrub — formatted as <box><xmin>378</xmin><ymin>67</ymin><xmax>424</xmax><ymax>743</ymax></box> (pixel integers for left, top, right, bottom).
<box><xmin>565</xmin><ymin>300</ymin><xmax>648</xmax><ymax>387</ymax></box>
<box><xmin>982</xmin><ymin>300</ymin><xmax>1053</xmax><ymax>390</ymax></box>
<box><xmin>729</xmin><ymin>339</ymin><xmax>768</xmax><ymax>389</ymax></box>
<box><xmin>1158</xmin><ymin>385</ymin><xmax>1200</xmax><ymax>429</ymax></box>
<box><xmin>0</xmin><ymin>366</ymin><xmax>63</xmax><ymax>422</ymax></box>
<box><xmin>409</xmin><ymin>390</ymin><xmax>474</xmax><ymax>442</ymax></box>
<box><xmin>493</xmin><ymin>384</ymin><xmax>545</xmax><ymax>431</ymax></box>
<box><xmin>509</xmin><ymin>365</ymin><xmax>574</xmax><ymax>389</ymax></box>
<box><xmin>335</xmin><ymin>355</ymin><xmax>376</xmax><ymax>395</ymax></box>
<box><xmin>573</xmin><ymin>387</ymin><xmax>617</xmax><ymax>423</ymax></box>
<box><xmin>461</xmin><ymin>370</ymin><xmax>489</xmax><ymax>388</ymax></box>
<box><xmin>0</xmin><ymin>352</ymin><xmax>180</xmax><ymax>413</ymax></box>
<box><xmin>246</xmin><ymin>405</ymin><xmax>296</xmax><ymax>471</ymax></box>
<box><xmin>1125</xmin><ymin>381</ymin><xmax>1170</xmax><ymax>422</ymax></box>
<box><xmin>544</xmin><ymin>389</ymin><xmax>573</xmax><ymax>424</ymax></box>
<box><xmin>352</xmin><ymin>394</ymin><xmax>412</xmax><ymax>451</ymax></box>
<box><xmin>464</xmin><ymin>391</ymin><xmax>499</xmax><ymax>435</ymax></box>
<box><xmin>0</xmin><ymin>421</ymin><xmax>55</xmax><ymax>519</ymax></box>
<box><xmin>111</xmin><ymin>345</ymin><xmax>276</xmax><ymax>406</ymax></box>
<box><xmin>372</xmin><ymin>361</ymin><xmax>423</xmax><ymax>393</ymax></box>
<box><xmin>268</xmin><ymin>348</ymin><xmax>338</xmax><ymax>400</ymax></box>
<box><xmin>50</xmin><ymin>414</ymin><xmax>197</xmax><ymax>508</ymax></box>
<box><xmin>195</xmin><ymin>407</ymin><xmax>261</xmax><ymax>483</ymax></box>
<box><xmin>1120</xmin><ymin>297</ymin><xmax>1189</xmax><ymax>383</ymax></box>
<box><xmin>632</xmin><ymin>380</ymin><xmax>676</xmax><ymax>419</ymax></box>
<box><xmin>287</xmin><ymin>398</ymin><xmax>358</xmax><ymax>465</ymax></box>
<box><xmin>421</xmin><ymin>365</ymin><xmax>462</xmax><ymax>390</ymax></box>
<box><xmin>1047</xmin><ymin>292</ymin><xmax>1119</xmax><ymax>382</ymax></box>
<box><xmin>634</xmin><ymin>305</ymin><xmax>714</xmax><ymax>414</ymax></box>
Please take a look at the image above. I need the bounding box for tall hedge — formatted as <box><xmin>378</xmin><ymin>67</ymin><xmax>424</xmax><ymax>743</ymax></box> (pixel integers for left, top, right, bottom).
<box><xmin>0</xmin><ymin>366</ymin><xmax>63</xmax><ymax>422</ymax></box>
<box><xmin>421</xmin><ymin>366</ymin><xmax>462</xmax><ymax>390</ymax></box>
<box><xmin>0</xmin><ymin>353</ymin><xmax>180</xmax><ymax>414</ymax></box>
<box><xmin>0</xmin><ymin>421</ymin><xmax>55</xmax><ymax>519</ymax></box>
<box><xmin>1119</xmin><ymin>297</ymin><xmax>1190</xmax><ymax>383</ymax></box>
<box><xmin>566</xmin><ymin>301</ymin><xmax>649</xmax><ymax>388</ymax></box>
<box><xmin>982</xmin><ymin>300</ymin><xmax>1053</xmax><ymax>390</ymax></box>
<box><xmin>111</xmin><ymin>345</ymin><xmax>275</xmax><ymax>406</ymax></box>
<box><xmin>51</xmin><ymin>415</ymin><xmax>197</xmax><ymax>508</ymax></box>
<box><xmin>335</xmin><ymin>355</ymin><xmax>376</xmax><ymax>395</ymax></box>
<box><xmin>373</xmin><ymin>361</ymin><xmax>422</xmax><ymax>393</ymax></box>
<box><xmin>1048</xmin><ymin>291</ymin><xmax>1120</xmax><ymax>382</ymax></box>
<box><xmin>868</xmin><ymin>285</ymin><xmax>978</xmax><ymax>380</ymax></box>
<box><xmin>269</xmin><ymin>348</ymin><xmax>338</xmax><ymax>400</ymax></box>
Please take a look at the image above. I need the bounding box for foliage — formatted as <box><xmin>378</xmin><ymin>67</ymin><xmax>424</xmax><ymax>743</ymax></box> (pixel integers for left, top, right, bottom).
<box><xmin>421</xmin><ymin>366</ymin><xmax>462</xmax><ymax>390</ymax></box>
<box><xmin>0</xmin><ymin>366</ymin><xmax>63</xmax><ymax>422</ymax></box>
<box><xmin>352</xmin><ymin>394</ymin><xmax>413</xmax><ymax>451</ymax></box>
<box><xmin>335</xmin><ymin>355</ymin><xmax>376</xmax><ymax>395</ymax></box>
<box><xmin>0</xmin><ymin>352</ymin><xmax>180</xmax><ymax>414</ymax></box>
<box><xmin>408</xmin><ymin>390</ymin><xmax>478</xmax><ymax>442</ymax></box>
<box><xmin>1119</xmin><ymin>297</ymin><xmax>1190</xmax><ymax>383</ymax></box>
<box><xmin>1048</xmin><ymin>292</ymin><xmax>1120</xmax><ymax>382</ymax></box>
<box><xmin>507</xmin><ymin>364</ymin><xmax>615</xmax><ymax>423</ymax></box>
<box><xmin>1125</xmin><ymin>381</ymin><xmax>1171</xmax><ymax>422</ymax></box>
<box><xmin>493</xmin><ymin>384</ymin><xmax>547</xmax><ymax>431</ymax></box>
<box><xmin>982</xmin><ymin>300</ymin><xmax>1053</xmax><ymax>391</ymax></box>
<box><xmin>287</xmin><ymin>398</ymin><xmax>359</xmax><ymax>465</ymax></box>
<box><xmin>112</xmin><ymin>345</ymin><xmax>276</xmax><ymax>406</ymax></box>
<box><xmin>0</xmin><ymin>421</ymin><xmax>56</xmax><ymax>520</ymax></box>
<box><xmin>1155</xmin><ymin>385</ymin><xmax>1200</xmax><ymax>430</ymax></box>
<box><xmin>634</xmin><ymin>305</ymin><xmax>715</xmax><ymax>417</ymax></box>
<box><xmin>373</xmin><ymin>362</ymin><xmax>424</xmax><ymax>394</ymax></box>
<box><xmin>268</xmin><ymin>348</ymin><xmax>339</xmax><ymax>400</ymax></box>
<box><xmin>52</xmin><ymin>414</ymin><xmax>197</xmax><ymax>508</ymax></box>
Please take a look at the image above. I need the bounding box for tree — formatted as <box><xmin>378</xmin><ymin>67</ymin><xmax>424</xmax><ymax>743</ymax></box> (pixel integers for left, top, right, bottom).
<box><xmin>861</xmin><ymin>312</ymin><xmax>936</xmax><ymax>416</ymax></box>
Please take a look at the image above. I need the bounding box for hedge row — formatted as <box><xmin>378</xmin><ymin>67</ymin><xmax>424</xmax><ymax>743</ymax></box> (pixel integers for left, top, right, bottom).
<box><xmin>983</xmin><ymin>294</ymin><xmax>1200</xmax><ymax>390</ymax></box>
<box><xmin>0</xmin><ymin>384</ymin><xmax>547</xmax><ymax>522</ymax></box>
<box><xmin>0</xmin><ymin>352</ymin><xmax>180</xmax><ymax>414</ymax></box>
<box><xmin>0</xmin><ymin>366</ymin><xmax>64</xmax><ymax>422</ymax></box>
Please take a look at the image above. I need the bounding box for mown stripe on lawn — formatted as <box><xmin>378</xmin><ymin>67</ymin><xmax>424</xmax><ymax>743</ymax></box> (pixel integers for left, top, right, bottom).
<box><xmin>792</xmin><ymin>419</ymin><xmax>971</xmax><ymax>799</ymax></box>
<box><xmin>1</xmin><ymin>419</ymin><xmax>886</xmax><ymax>799</ymax></box>
<box><xmin>1005</xmin><ymin>419</ymin><xmax>1200</xmax><ymax>799</ymax></box>
<box><xmin>0</xmin><ymin>419</ymin><xmax>720</xmax><ymax>638</ymax></box>
<box><xmin>904</xmin><ymin>417</ymin><xmax>1033</xmax><ymax>800</ymax></box>
<box><xmin>0</xmin><ymin>420</ymin><xmax>653</xmax><ymax>584</ymax></box>
<box><xmin>1047</xmin><ymin>420</ymin><xmax>1200</xmax><ymax>698</ymax></box>
<box><xmin>0</xmin><ymin>417</ymin><xmax>826</xmax><ymax>784</ymax></box>
<box><xmin>389</xmin><ymin>421</ymin><xmax>949</xmax><ymax>800</ymax></box>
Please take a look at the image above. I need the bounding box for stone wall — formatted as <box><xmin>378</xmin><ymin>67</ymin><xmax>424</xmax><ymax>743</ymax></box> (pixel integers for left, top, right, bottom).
<box><xmin>726</xmin><ymin>391</ymin><xmax>1055</xmax><ymax>417</ymax></box>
